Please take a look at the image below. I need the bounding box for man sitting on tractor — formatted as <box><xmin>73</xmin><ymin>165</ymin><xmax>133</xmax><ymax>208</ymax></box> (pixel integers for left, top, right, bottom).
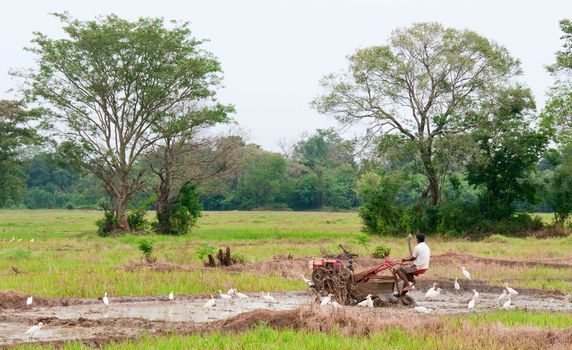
<box><xmin>397</xmin><ymin>232</ymin><xmax>430</xmax><ymax>292</ymax></box>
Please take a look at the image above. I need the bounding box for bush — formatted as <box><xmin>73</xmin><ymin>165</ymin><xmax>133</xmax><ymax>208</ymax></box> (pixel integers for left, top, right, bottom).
<box><xmin>96</xmin><ymin>210</ymin><xmax>119</xmax><ymax>236</ymax></box>
<box><xmin>372</xmin><ymin>245</ymin><xmax>391</xmax><ymax>259</ymax></box>
<box><xmin>156</xmin><ymin>182</ymin><xmax>202</xmax><ymax>235</ymax></box>
<box><xmin>196</xmin><ymin>244</ymin><xmax>217</xmax><ymax>261</ymax></box>
<box><xmin>138</xmin><ymin>239</ymin><xmax>155</xmax><ymax>263</ymax></box>
<box><xmin>127</xmin><ymin>209</ymin><xmax>149</xmax><ymax>231</ymax></box>
<box><xmin>356</xmin><ymin>172</ymin><xmax>407</xmax><ymax>235</ymax></box>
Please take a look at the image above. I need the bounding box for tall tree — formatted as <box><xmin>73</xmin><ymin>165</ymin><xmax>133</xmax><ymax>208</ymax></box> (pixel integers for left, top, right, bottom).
<box><xmin>466</xmin><ymin>88</ymin><xmax>547</xmax><ymax>220</ymax></box>
<box><xmin>20</xmin><ymin>14</ymin><xmax>224</xmax><ymax>231</ymax></box>
<box><xmin>543</xmin><ymin>19</ymin><xmax>572</xmax><ymax>144</ymax></box>
<box><xmin>0</xmin><ymin>100</ymin><xmax>40</xmax><ymax>206</ymax></box>
<box><xmin>313</xmin><ymin>22</ymin><xmax>521</xmax><ymax>205</ymax></box>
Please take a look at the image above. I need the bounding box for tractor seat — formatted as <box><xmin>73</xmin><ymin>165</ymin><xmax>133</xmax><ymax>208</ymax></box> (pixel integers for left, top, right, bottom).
<box><xmin>412</xmin><ymin>269</ymin><xmax>427</xmax><ymax>276</ymax></box>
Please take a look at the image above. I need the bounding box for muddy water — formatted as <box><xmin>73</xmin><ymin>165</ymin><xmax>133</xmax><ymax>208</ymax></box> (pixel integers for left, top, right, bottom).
<box><xmin>1</xmin><ymin>290</ymin><xmax>570</xmax><ymax>346</ymax></box>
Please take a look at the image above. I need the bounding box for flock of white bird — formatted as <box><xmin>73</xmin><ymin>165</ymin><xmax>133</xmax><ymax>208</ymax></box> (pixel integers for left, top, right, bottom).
<box><xmin>414</xmin><ymin>266</ymin><xmax>519</xmax><ymax>314</ymax></box>
<box><xmin>21</xmin><ymin>266</ymin><xmax>520</xmax><ymax>341</ymax></box>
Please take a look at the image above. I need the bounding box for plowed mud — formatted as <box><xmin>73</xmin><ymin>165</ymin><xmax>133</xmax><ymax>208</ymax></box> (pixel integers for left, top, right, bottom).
<box><xmin>1</xmin><ymin>284</ymin><xmax>571</xmax><ymax>348</ymax></box>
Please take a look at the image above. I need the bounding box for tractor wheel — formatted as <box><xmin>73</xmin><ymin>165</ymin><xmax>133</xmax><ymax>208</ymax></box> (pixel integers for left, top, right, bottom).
<box><xmin>311</xmin><ymin>268</ymin><xmax>331</xmax><ymax>292</ymax></box>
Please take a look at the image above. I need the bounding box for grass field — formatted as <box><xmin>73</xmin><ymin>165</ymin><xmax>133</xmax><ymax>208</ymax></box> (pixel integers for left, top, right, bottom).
<box><xmin>1</xmin><ymin>210</ymin><xmax>572</xmax><ymax>297</ymax></box>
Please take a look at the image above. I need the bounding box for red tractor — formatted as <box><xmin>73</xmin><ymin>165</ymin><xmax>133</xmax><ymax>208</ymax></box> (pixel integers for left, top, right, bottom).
<box><xmin>309</xmin><ymin>242</ymin><xmax>420</xmax><ymax>306</ymax></box>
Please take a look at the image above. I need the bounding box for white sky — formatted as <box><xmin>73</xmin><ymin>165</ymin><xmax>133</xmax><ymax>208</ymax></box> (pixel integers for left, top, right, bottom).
<box><xmin>1</xmin><ymin>0</ymin><xmax>571</xmax><ymax>151</ymax></box>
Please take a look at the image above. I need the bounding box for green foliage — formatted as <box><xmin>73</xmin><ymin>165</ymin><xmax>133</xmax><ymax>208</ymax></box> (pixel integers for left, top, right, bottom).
<box><xmin>356</xmin><ymin>172</ymin><xmax>407</xmax><ymax>235</ymax></box>
<box><xmin>156</xmin><ymin>182</ymin><xmax>202</xmax><ymax>235</ymax></box>
<box><xmin>138</xmin><ymin>239</ymin><xmax>154</xmax><ymax>263</ymax></box>
<box><xmin>127</xmin><ymin>209</ymin><xmax>149</xmax><ymax>232</ymax></box>
<box><xmin>545</xmin><ymin>149</ymin><xmax>572</xmax><ymax>227</ymax></box>
<box><xmin>96</xmin><ymin>210</ymin><xmax>119</xmax><ymax>237</ymax></box>
<box><xmin>372</xmin><ymin>244</ymin><xmax>391</xmax><ymax>259</ymax></box>
<box><xmin>467</xmin><ymin>87</ymin><xmax>548</xmax><ymax>221</ymax></box>
<box><xmin>196</xmin><ymin>244</ymin><xmax>216</xmax><ymax>261</ymax></box>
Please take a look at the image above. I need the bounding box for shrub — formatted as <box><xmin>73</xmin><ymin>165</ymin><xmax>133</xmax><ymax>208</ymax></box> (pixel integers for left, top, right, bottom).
<box><xmin>372</xmin><ymin>245</ymin><xmax>391</xmax><ymax>259</ymax></box>
<box><xmin>196</xmin><ymin>244</ymin><xmax>216</xmax><ymax>261</ymax></box>
<box><xmin>96</xmin><ymin>210</ymin><xmax>119</xmax><ymax>236</ymax></box>
<box><xmin>156</xmin><ymin>182</ymin><xmax>202</xmax><ymax>235</ymax></box>
<box><xmin>127</xmin><ymin>209</ymin><xmax>149</xmax><ymax>231</ymax></box>
<box><xmin>138</xmin><ymin>239</ymin><xmax>155</xmax><ymax>264</ymax></box>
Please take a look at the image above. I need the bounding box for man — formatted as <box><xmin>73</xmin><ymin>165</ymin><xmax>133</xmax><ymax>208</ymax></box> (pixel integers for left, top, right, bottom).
<box><xmin>397</xmin><ymin>232</ymin><xmax>430</xmax><ymax>291</ymax></box>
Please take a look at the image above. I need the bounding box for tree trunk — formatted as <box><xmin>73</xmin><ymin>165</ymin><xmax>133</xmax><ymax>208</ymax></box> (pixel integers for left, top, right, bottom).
<box><xmin>155</xmin><ymin>141</ymin><xmax>174</xmax><ymax>234</ymax></box>
<box><xmin>420</xmin><ymin>142</ymin><xmax>440</xmax><ymax>205</ymax></box>
<box><xmin>114</xmin><ymin>184</ymin><xmax>130</xmax><ymax>232</ymax></box>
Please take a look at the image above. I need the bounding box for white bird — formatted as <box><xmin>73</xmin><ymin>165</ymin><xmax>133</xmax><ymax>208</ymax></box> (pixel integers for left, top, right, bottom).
<box><xmin>320</xmin><ymin>293</ymin><xmax>333</xmax><ymax>307</ymax></box>
<box><xmin>24</xmin><ymin>322</ymin><xmax>43</xmax><ymax>340</ymax></box>
<box><xmin>168</xmin><ymin>291</ymin><xmax>174</xmax><ymax>301</ymax></box>
<box><xmin>468</xmin><ymin>297</ymin><xmax>476</xmax><ymax>311</ymax></box>
<box><xmin>235</xmin><ymin>291</ymin><xmax>249</xmax><ymax>299</ymax></box>
<box><xmin>102</xmin><ymin>292</ymin><xmax>109</xmax><ymax>306</ymax></box>
<box><xmin>454</xmin><ymin>278</ymin><xmax>460</xmax><ymax>291</ymax></box>
<box><xmin>219</xmin><ymin>290</ymin><xmax>232</xmax><ymax>300</ymax></box>
<box><xmin>498</xmin><ymin>289</ymin><xmax>508</xmax><ymax>301</ymax></box>
<box><xmin>462</xmin><ymin>266</ymin><xmax>471</xmax><ymax>280</ymax></box>
<box><xmin>330</xmin><ymin>300</ymin><xmax>343</xmax><ymax>310</ymax></box>
<box><xmin>30</xmin><ymin>239</ymin><xmax>35</xmax><ymax>242</ymax></box>
<box><xmin>263</xmin><ymin>292</ymin><xmax>277</xmax><ymax>303</ymax></box>
<box><xmin>414</xmin><ymin>306</ymin><xmax>432</xmax><ymax>314</ymax></box>
<box><xmin>203</xmin><ymin>295</ymin><xmax>216</xmax><ymax>309</ymax></box>
<box><xmin>425</xmin><ymin>283</ymin><xmax>437</xmax><ymax>297</ymax></box>
<box><xmin>26</xmin><ymin>296</ymin><xmax>33</xmax><ymax>306</ymax></box>
<box><xmin>227</xmin><ymin>288</ymin><xmax>236</xmax><ymax>296</ymax></box>
<box><xmin>472</xmin><ymin>289</ymin><xmax>480</xmax><ymax>299</ymax></box>
<box><xmin>504</xmin><ymin>283</ymin><xmax>519</xmax><ymax>296</ymax></box>
<box><xmin>502</xmin><ymin>295</ymin><xmax>512</xmax><ymax>310</ymax></box>
<box><xmin>357</xmin><ymin>294</ymin><xmax>374</xmax><ymax>308</ymax></box>
<box><xmin>301</xmin><ymin>274</ymin><xmax>314</xmax><ymax>287</ymax></box>
<box><xmin>425</xmin><ymin>288</ymin><xmax>442</xmax><ymax>299</ymax></box>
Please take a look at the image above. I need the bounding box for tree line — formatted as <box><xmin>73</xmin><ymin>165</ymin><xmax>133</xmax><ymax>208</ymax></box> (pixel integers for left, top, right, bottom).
<box><xmin>1</xmin><ymin>15</ymin><xmax>572</xmax><ymax>236</ymax></box>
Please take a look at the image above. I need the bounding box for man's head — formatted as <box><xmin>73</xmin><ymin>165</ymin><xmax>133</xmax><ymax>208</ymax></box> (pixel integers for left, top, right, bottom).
<box><xmin>416</xmin><ymin>232</ymin><xmax>425</xmax><ymax>243</ymax></box>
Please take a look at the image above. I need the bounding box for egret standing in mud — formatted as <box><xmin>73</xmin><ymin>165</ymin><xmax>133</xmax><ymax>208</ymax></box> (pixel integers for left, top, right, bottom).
<box><xmin>498</xmin><ymin>289</ymin><xmax>508</xmax><ymax>302</ymax></box>
<box><xmin>26</xmin><ymin>295</ymin><xmax>33</xmax><ymax>306</ymax></box>
<box><xmin>24</xmin><ymin>322</ymin><xmax>43</xmax><ymax>340</ymax></box>
<box><xmin>219</xmin><ymin>290</ymin><xmax>232</xmax><ymax>300</ymax></box>
<box><xmin>425</xmin><ymin>288</ymin><xmax>442</xmax><ymax>299</ymax></box>
<box><xmin>320</xmin><ymin>293</ymin><xmax>333</xmax><ymax>307</ymax></box>
<box><xmin>462</xmin><ymin>266</ymin><xmax>471</xmax><ymax>279</ymax></box>
<box><xmin>472</xmin><ymin>289</ymin><xmax>479</xmax><ymax>299</ymax></box>
<box><xmin>263</xmin><ymin>292</ymin><xmax>277</xmax><ymax>303</ymax></box>
<box><xmin>357</xmin><ymin>294</ymin><xmax>373</xmax><ymax>307</ymax></box>
<box><xmin>425</xmin><ymin>283</ymin><xmax>437</xmax><ymax>297</ymax></box>
<box><xmin>168</xmin><ymin>291</ymin><xmax>174</xmax><ymax>301</ymax></box>
<box><xmin>468</xmin><ymin>297</ymin><xmax>476</xmax><ymax>312</ymax></box>
<box><xmin>454</xmin><ymin>279</ymin><xmax>460</xmax><ymax>291</ymax></box>
<box><xmin>504</xmin><ymin>283</ymin><xmax>518</xmax><ymax>296</ymax></box>
<box><xmin>227</xmin><ymin>288</ymin><xmax>236</xmax><ymax>296</ymax></box>
<box><xmin>204</xmin><ymin>295</ymin><xmax>216</xmax><ymax>309</ymax></box>
<box><xmin>102</xmin><ymin>292</ymin><xmax>109</xmax><ymax>306</ymax></box>
<box><xmin>502</xmin><ymin>295</ymin><xmax>512</xmax><ymax>310</ymax></box>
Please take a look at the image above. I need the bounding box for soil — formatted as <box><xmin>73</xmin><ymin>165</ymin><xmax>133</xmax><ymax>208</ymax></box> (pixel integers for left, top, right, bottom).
<box><xmin>1</xmin><ymin>284</ymin><xmax>571</xmax><ymax>348</ymax></box>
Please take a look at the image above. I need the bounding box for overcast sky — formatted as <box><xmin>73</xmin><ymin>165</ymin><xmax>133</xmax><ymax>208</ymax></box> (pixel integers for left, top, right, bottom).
<box><xmin>1</xmin><ymin>0</ymin><xmax>571</xmax><ymax>151</ymax></box>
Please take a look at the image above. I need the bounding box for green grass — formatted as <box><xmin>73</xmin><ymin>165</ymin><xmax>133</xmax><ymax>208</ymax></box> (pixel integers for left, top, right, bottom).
<box><xmin>1</xmin><ymin>210</ymin><xmax>572</xmax><ymax>297</ymax></box>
